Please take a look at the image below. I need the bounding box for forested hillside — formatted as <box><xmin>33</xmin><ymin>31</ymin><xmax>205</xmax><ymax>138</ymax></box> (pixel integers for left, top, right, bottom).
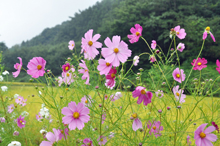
<box><xmin>2</xmin><ymin>0</ymin><xmax>220</xmax><ymax>81</ymax></box>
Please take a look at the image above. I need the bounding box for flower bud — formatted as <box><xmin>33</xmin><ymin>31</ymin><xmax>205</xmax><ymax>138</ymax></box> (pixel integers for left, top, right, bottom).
<box><xmin>167</xmin><ymin>106</ymin><xmax>171</xmax><ymax>110</ymax></box>
<box><xmin>95</xmin><ymin>86</ymin><xmax>99</xmax><ymax>89</ymax></box>
<box><xmin>158</xmin><ymin>109</ymin><xmax>162</xmax><ymax>113</ymax></box>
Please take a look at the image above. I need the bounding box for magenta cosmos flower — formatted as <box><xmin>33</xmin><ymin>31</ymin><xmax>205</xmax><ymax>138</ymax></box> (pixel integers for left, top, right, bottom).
<box><xmin>62</xmin><ymin>63</ymin><xmax>71</xmax><ymax>73</ymax></box>
<box><xmin>78</xmin><ymin>60</ymin><xmax>90</xmax><ymax>85</ymax></box>
<box><xmin>173</xmin><ymin>85</ymin><xmax>186</xmax><ymax>103</ymax></box>
<box><xmin>172</xmin><ymin>68</ymin><xmax>185</xmax><ymax>83</ymax></box>
<box><xmin>211</xmin><ymin>121</ymin><xmax>219</xmax><ymax>133</ymax></box>
<box><xmin>216</xmin><ymin>59</ymin><xmax>220</xmax><ymax>74</ymax></box>
<box><xmin>62</xmin><ymin>101</ymin><xmax>90</xmax><ymax>130</ymax></box>
<box><xmin>12</xmin><ymin>57</ymin><xmax>22</xmax><ymax>78</ymax></box>
<box><xmin>203</xmin><ymin>26</ymin><xmax>215</xmax><ymax>42</ymax></box>
<box><xmin>97</xmin><ymin>136</ymin><xmax>107</xmax><ymax>146</ymax></box>
<box><xmin>8</xmin><ymin>104</ymin><xmax>15</xmax><ymax>113</ymax></box>
<box><xmin>105</xmin><ymin>67</ymin><xmax>117</xmax><ymax>89</ymax></box>
<box><xmin>17</xmin><ymin>115</ymin><xmax>26</xmax><ymax>129</ymax></box>
<box><xmin>151</xmin><ymin>40</ymin><xmax>157</xmax><ymax>50</ymax></box>
<box><xmin>194</xmin><ymin>123</ymin><xmax>218</xmax><ymax>146</ymax></box>
<box><xmin>127</xmin><ymin>24</ymin><xmax>143</xmax><ymax>43</ymax></box>
<box><xmin>97</xmin><ymin>59</ymin><xmax>113</xmax><ymax>75</ymax></box>
<box><xmin>81</xmin><ymin>29</ymin><xmax>102</xmax><ymax>60</ymax></box>
<box><xmin>102</xmin><ymin>35</ymin><xmax>132</xmax><ymax>67</ymax></box>
<box><xmin>133</xmin><ymin>56</ymin><xmax>139</xmax><ymax>66</ymax></box>
<box><xmin>131</xmin><ymin>113</ymin><xmax>142</xmax><ymax>131</ymax></box>
<box><xmin>191</xmin><ymin>58</ymin><xmax>207</xmax><ymax>71</ymax></box>
<box><xmin>177</xmin><ymin>43</ymin><xmax>185</xmax><ymax>52</ymax></box>
<box><xmin>147</xmin><ymin>121</ymin><xmax>163</xmax><ymax>138</ymax></box>
<box><xmin>27</xmin><ymin>57</ymin><xmax>46</xmax><ymax>78</ymax></box>
<box><xmin>174</xmin><ymin>25</ymin><xmax>187</xmax><ymax>39</ymax></box>
<box><xmin>82</xmin><ymin>138</ymin><xmax>93</xmax><ymax>146</ymax></box>
<box><xmin>40</xmin><ymin>128</ymin><xmax>61</xmax><ymax>146</ymax></box>
<box><xmin>132</xmin><ymin>86</ymin><xmax>153</xmax><ymax>106</ymax></box>
<box><xmin>149</xmin><ymin>55</ymin><xmax>156</xmax><ymax>63</ymax></box>
<box><xmin>68</xmin><ymin>40</ymin><xmax>75</xmax><ymax>50</ymax></box>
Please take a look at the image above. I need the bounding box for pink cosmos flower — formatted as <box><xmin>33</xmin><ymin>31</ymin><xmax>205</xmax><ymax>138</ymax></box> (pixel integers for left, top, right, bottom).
<box><xmin>191</xmin><ymin>58</ymin><xmax>207</xmax><ymax>71</ymax></box>
<box><xmin>131</xmin><ymin>113</ymin><xmax>142</xmax><ymax>131</ymax></box>
<box><xmin>81</xmin><ymin>95</ymin><xmax>92</xmax><ymax>107</ymax></box>
<box><xmin>104</xmin><ymin>94</ymin><xmax>108</xmax><ymax>100</ymax></box>
<box><xmin>62</xmin><ymin>63</ymin><xmax>71</xmax><ymax>73</ymax></box>
<box><xmin>101</xmin><ymin>35</ymin><xmax>132</xmax><ymax>67</ymax></box>
<box><xmin>102</xmin><ymin>112</ymin><xmax>106</xmax><ymax>124</ymax></box>
<box><xmin>62</xmin><ymin>68</ymin><xmax>75</xmax><ymax>85</ymax></box>
<box><xmin>177</xmin><ymin>43</ymin><xmax>185</xmax><ymax>52</ymax></box>
<box><xmin>132</xmin><ymin>86</ymin><xmax>153</xmax><ymax>106</ymax></box>
<box><xmin>110</xmin><ymin>92</ymin><xmax>122</xmax><ymax>101</ymax></box>
<box><xmin>194</xmin><ymin>123</ymin><xmax>218</xmax><ymax>146</ymax></box>
<box><xmin>15</xmin><ymin>96</ymin><xmax>24</xmax><ymax>105</ymax></box>
<box><xmin>127</xmin><ymin>24</ymin><xmax>143</xmax><ymax>43</ymax></box>
<box><xmin>151</xmin><ymin>40</ymin><xmax>157</xmax><ymax>50</ymax></box>
<box><xmin>57</xmin><ymin>76</ymin><xmax>63</xmax><ymax>86</ymax></box>
<box><xmin>82</xmin><ymin>138</ymin><xmax>93</xmax><ymax>146</ymax></box>
<box><xmin>149</xmin><ymin>55</ymin><xmax>156</xmax><ymax>63</ymax></box>
<box><xmin>172</xmin><ymin>68</ymin><xmax>185</xmax><ymax>83</ymax></box>
<box><xmin>133</xmin><ymin>56</ymin><xmax>139</xmax><ymax>66</ymax></box>
<box><xmin>27</xmin><ymin>57</ymin><xmax>46</xmax><ymax>78</ymax></box>
<box><xmin>17</xmin><ymin>115</ymin><xmax>26</xmax><ymax>129</ymax></box>
<box><xmin>105</xmin><ymin>67</ymin><xmax>117</xmax><ymax>89</ymax></box>
<box><xmin>8</xmin><ymin>104</ymin><xmax>15</xmax><ymax>113</ymax></box>
<box><xmin>216</xmin><ymin>59</ymin><xmax>220</xmax><ymax>74</ymax></box>
<box><xmin>97</xmin><ymin>59</ymin><xmax>112</xmax><ymax>75</ymax></box>
<box><xmin>78</xmin><ymin>60</ymin><xmax>90</xmax><ymax>85</ymax></box>
<box><xmin>147</xmin><ymin>121</ymin><xmax>163</xmax><ymax>138</ymax></box>
<box><xmin>36</xmin><ymin>113</ymin><xmax>43</xmax><ymax>121</ymax></box>
<box><xmin>40</xmin><ymin>128</ymin><xmax>61</xmax><ymax>146</ymax></box>
<box><xmin>68</xmin><ymin>40</ymin><xmax>75</xmax><ymax>50</ymax></box>
<box><xmin>211</xmin><ymin>121</ymin><xmax>219</xmax><ymax>133</ymax></box>
<box><xmin>12</xmin><ymin>57</ymin><xmax>22</xmax><ymax>78</ymax></box>
<box><xmin>0</xmin><ymin>117</ymin><xmax>5</xmax><ymax>123</ymax></box>
<box><xmin>155</xmin><ymin>90</ymin><xmax>163</xmax><ymax>98</ymax></box>
<box><xmin>59</xmin><ymin>128</ymin><xmax>69</xmax><ymax>140</ymax></box>
<box><xmin>62</xmin><ymin>101</ymin><xmax>90</xmax><ymax>130</ymax></box>
<box><xmin>21</xmin><ymin>98</ymin><xmax>27</xmax><ymax>106</ymax></box>
<box><xmin>13</xmin><ymin>131</ymin><xmax>19</xmax><ymax>136</ymax></box>
<box><xmin>187</xmin><ymin>135</ymin><xmax>191</xmax><ymax>146</ymax></box>
<box><xmin>81</xmin><ymin>29</ymin><xmax>102</xmax><ymax>60</ymax></box>
<box><xmin>203</xmin><ymin>26</ymin><xmax>215</xmax><ymax>42</ymax></box>
<box><xmin>97</xmin><ymin>136</ymin><xmax>107</xmax><ymax>146</ymax></box>
<box><xmin>174</xmin><ymin>25</ymin><xmax>187</xmax><ymax>39</ymax></box>
<box><xmin>173</xmin><ymin>85</ymin><xmax>186</xmax><ymax>103</ymax></box>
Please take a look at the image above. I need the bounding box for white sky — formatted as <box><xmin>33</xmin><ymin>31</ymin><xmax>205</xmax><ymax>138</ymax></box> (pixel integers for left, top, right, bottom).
<box><xmin>0</xmin><ymin>0</ymin><xmax>102</xmax><ymax>48</ymax></box>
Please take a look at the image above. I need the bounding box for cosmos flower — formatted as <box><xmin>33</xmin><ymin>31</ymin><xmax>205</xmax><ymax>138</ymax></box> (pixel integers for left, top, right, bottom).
<box><xmin>133</xmin><ymin>56</ymin><xmax>139</xmax><ymax>66</ymax></box>
<box><xmin>132</xmin><ymin>86</ymin><xmax>152</xmax><ymax>106</ymax></box>
<box><xmin>97</xmin><ymin>136</ymin><xmax>107</xmax><ymax>146</ymax></box>
<box><xmin>191</xmin><ymin>58</ymin><xmax>207</xmax><ymax>71</ymax></box>
<box><xmin>131</xmin><ymin>113</ymin><xmax>142</xmax><ymax>131</ymax></box>
<box><xmin>155</xmin><ymin>90</ymin><xmax>164</xmax><ymax>98</ymax></box>
<box><xmin>17</xmin><ymin>115</ymin><xmax>26</xmax><ymax>129</ymax></box>
<box><xmin>68</xmin><ymin>40</ymin><xmax>75</xmax><ymax>50</ymax></box>
<box><xmin>27</xmin><ymin>57</ymin><xmax>46</xmax><ymax>78</ymax></box>
<box><xmin>151</xmin><ymin>40</ymin><xmax>157</xmax><ymax>50</ymax></box>
<box><xmin>174</xmin><ymin>25</ymin><xmax>187</xmax><ymax>39</ymax></box>
<box><xmin>40</xmin><ymin>128</ymin><xmax>61</xmax><ymax>146</ymax></box>
<box><xmin>81</xmin><ymin>138</ymin><xmax>93</xmax><ymax>146</ymax></box>
<box><xmin>216</xmin><ymin>59</ymin><xmax>220</xmax><ymax>74</ymax></box>
<box><xmin>177</xmin><ymin>43</ymin><xmax>185</xmax><ymax>52</ymax></box>
<box><xmin>78</xmin><ymin>60</ymin><xmax>90</xmax><ymax>85</ymax></box>
<box><xmin>12</xmin><ymin>57</ymin><xmax>22</xmax><ymax>78</ymax></box>
<box><xmin>8</xmin><ymin>141</ymin><xmax>21</xmax><ymax>146</ymax></box>
<box><xmin>8</xmin><ymin>104</ymin><xmax>15</xmax><ymax>113</ymax></box>
<box><xmin>173</xmin><ymin>85</ymin><xmax>186</xmax><ymax>104</ymax></box>
<box><xmin>203</xmin><ymin>26</ymin><xmax>215</xmax><ymax>42</ymax></box>
<box><xmin>147</xmin><ymin>121</ymin><xmax>163</xmax><ymax>138</ymax></box>
<box><xmin>172</xmin><ymin>68</ymin><xmax>185</xmax><ymax>83</ymax></box>
<box><xmin>127</xmin><ymin>24</ymin><xmax>143</xmax><ymax>43</ymax></box>
<box><xmin>105</xmin><ymin>67</ymin><xmax>117</xmax><ymax>89</ymax></box>
<box><xmin>97</xmin><ymin>59</ymin><xmax>113</xmax><ymax>75</ymax></box>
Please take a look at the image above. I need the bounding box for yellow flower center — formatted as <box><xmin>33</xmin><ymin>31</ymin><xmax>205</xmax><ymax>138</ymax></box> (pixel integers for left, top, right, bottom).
<box><xmin>176</xmin><ymin>74</ymin><xmax>180</xmax><ymax>78</ymax></box>
<box><xmin>176</xmin><ymin>93</ymin><xmax>180</xmax><ymax>96</ymax></box>
<box><xmin>205</xmin><ymin>26</ymin><xmax>210</xmax><ymax>31</ymax></box>
<box><xmin>131</xmin><ymin>113</ymin><xmax>137</xmax><ymax>119</ymax></box>
<box><xmin>100</xmin><ymin>138</ymin><xmax>103</xmax><ymax>142</ymax></box>
<box><xmin>20</xmin><ymin>120</ymin><xmax>22</xmax><ymax>123</ymax></box>
<box><xmin>73</xmin><ymin>112</ymin><xmax>80</xmax><ymax>119</ymax></box>
<box><xmin>176</xmin><ymin>32</ymin><xmax>179</xmax><ymax>35</ymax></box>
<box><xmin>200</xmin><ymin>132</ymin><xmax>206</xmax><ymax>138</ymax></box>
<box><xmin>85</xmin><ymin>69</ymin><xmax>88</xmax><ymax>72</ymax></box>
<box><xmin>114</xmin><ymin>48</ymin><xmax>119</xmax><ymax>53</ymax></box>
<box><xmin>72</xmin><ymin>44</ymin><xmax>74</xmax><ymax>46</ymax></box>
<box><xmin>66</xmin><ymin>73</ymin><xmax>70</xmax><ymax>77</ymax></box>
<box><xmin>88</xmin><ymin>41</ymin><xmax>93</xmax><ymax>46</ymax></box>
<box><xmin>111</xmin><ymin>73</ymin><xmax>115</xmax><ymax>78</ymax></box>
<box><xmin>85</xmin><ymin>100</ymin><xmax>88</xmax><ymax>103</ymax></box>
<box><xmin>197</xmin><ymin>62</ymin><xmax>202</xmax><ymax>66</ymax></box>
<box><xmin>61</xmin><ymin>130</ymin><xmax>64</xmax><ymax>134</ymax></box>
<box><xmin>37</xmin><ymin>65</ymin><xmax>42</xmax><ymax>70</ymax></box>
<box><xmin>153</xmin><ymin>126</ymin><xmax>156</xmax><ymax>130</ymax></box>
<box><xmin>136</xmin><ymin>32</ymin><xmax>140</xmax><ymax>36</ymax></box>
<box><xmin>17</xmin><ymin>65</ymin><xmax>20</xmax><ymax>69</ymax></box>
<box><xmin>106</xmin><ymin>62</ymin><xmax>110</xmax><ymax>66</ymax></box>
<box><xmin>65</xmin><ymin>66</ymin><xmax>69</xmax><ymax>71</ymax></box>
<box><xmin>141</xmin><ymin>89</ymin><xmax>146</xmax><ymax>94</ymax></box>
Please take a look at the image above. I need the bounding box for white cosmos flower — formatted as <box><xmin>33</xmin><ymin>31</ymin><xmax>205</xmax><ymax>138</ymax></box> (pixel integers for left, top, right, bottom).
<box><xmin>8</xmin><ymin>141</ymin><xmax>21</xmax><ymax>146</ymax></box>
<box><xmin>21</xmin><ymin>111</ymin><xmax>29</xmax><ymax>117</ymax></box>
<box><xmin>14</xmin><ymin>94</ymin><xmax>19</xmax><ymax>99</ymax></box>
<box><xmin>0</xmin><ymin>75</ymin><xmax>3</xmax><ymax>81</ymax></box>
<box><xmin>1</xmin><ymin>86</ymin><xmax>8</xmax><ymax>92</ymax></box>
<box><xmin>2</xmin><ymin>70</ymin><xmax>9</xmax><ymax>75</ymax></box>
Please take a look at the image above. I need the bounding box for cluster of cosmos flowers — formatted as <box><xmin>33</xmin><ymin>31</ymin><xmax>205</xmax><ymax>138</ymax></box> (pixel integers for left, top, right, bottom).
<box><xmin>6</xmin><ymin>24</ymin><xmax>219</xmax><ymax>146</ymax></box>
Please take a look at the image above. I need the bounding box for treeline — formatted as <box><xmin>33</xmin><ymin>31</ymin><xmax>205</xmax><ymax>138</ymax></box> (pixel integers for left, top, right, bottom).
<box><xmin>2</xmin><ymin>0</ymin><xmax>220</xmax><ymax>80</ymax></box>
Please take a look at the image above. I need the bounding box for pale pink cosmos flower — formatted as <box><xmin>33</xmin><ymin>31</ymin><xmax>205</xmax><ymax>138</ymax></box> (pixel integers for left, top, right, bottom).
<box><xmin>132</xmin><ymin>86</ymin><xmax>153</xmax><ymax>106</ymax></box>
<box><xmin>155</xmin><ymin>90</ymin><xmax>163</xmax><ymax>98</ymax></box>
<box><xmin>17</xmin><ymin>115</ymin><xmax>26</xmax><ymax>129</ymax></box>
<box><xmin>62</xmin><ymin>63</ymin><xmax>71</xmax><ymax>73</ymax></box>
<box><xmin>127</xmin><ymin>24</ymin><xmax>143</xmax><ymax>43</ymax></box>
<box><xmin>110</xmin><ymin>92</ymin><xmax>122</xmax><ymax>101</ymax></box>
<box><xmin>12</xmin><ymin>57</ymin><xmax>22</xmax><ymax>78</ymax></box>
<box><xmin>57</xmin><ymin>76</ymin><xmax>63</xmax><ymax>86</ymax></box>
<box><xmin>147</xmin><ymin>121</ymin><xmax>163</xmax><ymax>138</ymax></box>
<box><xmin>21</xmin><ymin>98</ymin><xmax>27</xmax><ymax>107</ymax></box>
<box><xmin>133</xmin><ymin>56</ymin><xmax>139</xmax><ymax>66</ymax></box>
<box><xmin>8</xmin><ymin>104</ymin><xmax>15</xmax><ymax>113</ymax></box>
<box><xmin>68</xmin><ymin>40</ymin><xmax>75</xmax><ymax>50</ymax></box>
<box><xmin>82</xmin><ymin>138</ymin><xmax>93</xmax><ymax>146</ymax></box>
<box><xmin>174</xmin><ymin>25</ymin><xmax>187</xmax><ymax>39</ymax></box>
<box><xmin>216</xmin><ymin>59</ymin><xmax>220</xmax><ymax>74</ymax></box>
<box><xmin>102</xmin><ymin>112</ymin><xmax>106</xmax><ymax>124</ymax></box>
<box><xmin>187</xmin><ymin>135</ymin><xmax>191</xmax><ymax>146</ymax></box>
<box><xmin>81</xmin><ymin>29</ymin><xmax>102</xmax><ymax>60</ymax></box>
<box><xmin>172</xmin><ymin>68</ymin><xmax>185</xmax><ymax>83</ymax></box>
<box><xmin>177</xmin><ymin>43</ymin><xmax>185</xmax><ymax>52</ymax></box>
<box><xmin>15</xmin><ymin>96</ymin><xmax>24</xmax><ymax>105</ymax></box>
<box><xmin>97</xmin><ymin>59</ymin><xmax>112</xmax><ymax>75</ymax></box>
<box><xmin>36</xmin><ymin>113</ymin><xmax>43</xmax><ymax>121</ymax></box>
<box><xmin>97</xmin><ymin>136</ymin><xmax>107</xmax><ymax>146</ymax></box>
<box><xmin>105</xmin><ymin>67</ymin><xmax>117</xmax><ymax>89</ymax></box>
<box><xmin>173</xmin><ymin>85</ymin><xmax>186</xmax><ymax>103</ymax></box>
<box><xmin>0</xmin><ymin>117</ymin><xmax>5</xmax><ymax>123</ymax></box>
<box><xmin>81</xmin><ymin>95</ymin><xmax>92</xmax><ymax>107</ymax></box>
<box><xmin>59</xmin><ymin>128</ymin><xmax>69</xmax><ymax>140</ymax></box>
<box><xmin>62</xmin><ymin>68</ymin><xmax>75</xmax><ymax>85</ymax></box>
<box><xmin>27</xmin><ymin>57</ymin><xmax>46</xmax><ymax>78</ymax></box>
<box><xmin>78</xmin><ymin>60</ymin><xmax>90</xmax><ymax>85</ymax></box>
<box><xmin>203</xmin><ymin>26</ymin><xmax>215</xmax><ymax>42</ymax></box>
<box><xmin>101</xmin><ymin>35</ymin><xmax>132</xmax><ymax>67</ymax></box>
<box><xmin>62</xmin><ymin>101</ymin><xmax>90</xmax><ymax>130</ymax></box>
<box><xmin>151</xmin><ymin>40</ymin><xmax>157</xmax><ymax>50</ymax></box>
<box><xmin>194</xmin><ymin>123</ymin><xmax>218</xmax><ymax>146</ymax></box>
<box><xmin>131</xmin><ymin>113</ymin><xmax>142</xmax><ymax>131</ymax></box>
<box><xmin>191</xmin><ymin>58</ymin><xmax>207</xmax><ymax>71</ymax></box>
<box><xmin>149</xmin><ymin>55</ymin><xmax>156</xmax><ymax>63</ymax></box>
<box><xmin>40</xmin><ymin>128</ymin><xmax>61</xmax><ymax>146</ymax></box>
<box><xmin>13</xmin><ymin>131</ymin><xmax>19</xmax><ymax>136</ymax></box>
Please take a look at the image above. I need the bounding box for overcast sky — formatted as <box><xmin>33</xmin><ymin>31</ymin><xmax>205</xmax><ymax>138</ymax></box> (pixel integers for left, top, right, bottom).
<box><xmin>0</xmin><ymin>0</ymin><xmax>102</xmax><ymax>48</ymax></box>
